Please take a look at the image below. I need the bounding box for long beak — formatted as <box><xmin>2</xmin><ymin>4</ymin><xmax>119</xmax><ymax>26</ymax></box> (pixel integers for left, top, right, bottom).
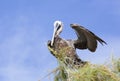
<box><xmin>51</xmin><ymin>27</ymin><xmax>57</xmax><ymax>46</ymax></box>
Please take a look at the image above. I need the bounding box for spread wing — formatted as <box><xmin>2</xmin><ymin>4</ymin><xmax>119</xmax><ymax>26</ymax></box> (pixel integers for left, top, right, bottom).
<box><xmin>70</xmin><ymin>24</ymin><xmax>107</xmax><ymax>52</ymax></box>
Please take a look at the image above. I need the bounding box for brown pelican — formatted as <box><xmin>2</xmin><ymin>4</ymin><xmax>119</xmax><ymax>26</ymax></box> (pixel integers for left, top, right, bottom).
<box><xmin>47</xmin><ymin>21</ymin><xmax>106</xmax><ymax>68</ymax></box>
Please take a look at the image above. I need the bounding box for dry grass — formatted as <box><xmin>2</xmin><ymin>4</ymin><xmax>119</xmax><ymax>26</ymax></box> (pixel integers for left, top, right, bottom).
<box><xmin>47</xmin><ymin>45</ymin><xmax>120</xmax><ymax>81</ymax></box>
<box><xmin>53</xmin><ymin>61</ymin><xmax>120</xmax><ymax>81</ymax></box>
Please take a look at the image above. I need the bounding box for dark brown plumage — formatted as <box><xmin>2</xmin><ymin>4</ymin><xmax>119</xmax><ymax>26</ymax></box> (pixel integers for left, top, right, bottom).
<box><xmin>47</xmin><ymin>21</ymin><xmax>106</xmax><ymax>68</ymax></box>
<box><xmin>70</xmin><ymin>24</ymin><xmax>107</xmax><ymax>52</ymax></box>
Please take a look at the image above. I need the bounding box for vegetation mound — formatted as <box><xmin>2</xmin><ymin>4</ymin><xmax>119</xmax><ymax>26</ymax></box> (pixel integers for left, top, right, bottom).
<box><xmin>53</xmin><ymin>58</ymin><xmax>120</xmax><ymax>81</ymax></box>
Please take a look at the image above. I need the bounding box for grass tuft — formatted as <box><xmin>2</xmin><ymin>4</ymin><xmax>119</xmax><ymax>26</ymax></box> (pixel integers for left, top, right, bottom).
<box><xmin>53</xmin><ymin>60</ymin><xmax>120</xmax><ymax>81</ymax></box>
<box><xmin>47</xmin><ymin>45</ymin><xmax>120</xmax><ymax>81</ymax></box>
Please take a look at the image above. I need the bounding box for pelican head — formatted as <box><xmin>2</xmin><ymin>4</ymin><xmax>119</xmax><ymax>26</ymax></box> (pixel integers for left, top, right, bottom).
<box><xmin>51</xmin><ymin>20</ymin><xmax>63</xmax><ymax>46</ymax></box>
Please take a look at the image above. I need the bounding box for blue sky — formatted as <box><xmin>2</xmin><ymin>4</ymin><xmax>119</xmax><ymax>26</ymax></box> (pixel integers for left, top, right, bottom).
<box><xmin>0</xmin><ymin>0</ymin><xmax>120</xmax><ymax>81</ymax></box>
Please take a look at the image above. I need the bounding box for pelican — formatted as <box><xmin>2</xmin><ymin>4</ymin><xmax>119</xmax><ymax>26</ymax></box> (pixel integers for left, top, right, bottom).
<box><xmin>47</xmin><ymin>21</ymin><xmax>106</xmax><ymax>68</ymax></box>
